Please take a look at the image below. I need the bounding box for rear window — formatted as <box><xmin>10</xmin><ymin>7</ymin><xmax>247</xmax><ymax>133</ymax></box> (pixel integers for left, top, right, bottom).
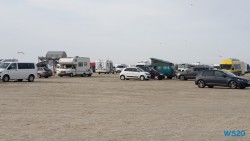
<box><xmin>18</xmin><ymin>63</ymin><xmax>35</xmax><ymax>69</ymax></box>
<box><xmin>202</xmin><ymin>71</ymin><xmax>214</xmax><ymax>76</ymax></box>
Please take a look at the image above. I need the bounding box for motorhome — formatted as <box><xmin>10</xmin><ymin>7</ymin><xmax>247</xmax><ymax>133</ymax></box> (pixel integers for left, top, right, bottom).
<box><xmin>95</xmin><ymin>60</ymin><xmax>114</xmax><ymax>74</ymax></box>
<box><xmin>57</xmin><ymin>57</ymin><xmax>93</xmax><ymax>77</ymax></box>
<box><xmin>0</xmin><ymin>62</ymin><xmax>37</xmax><ymax>82</ymax></box>
<box><xmin>220</xmin><ymin>58</ymin><xmax>242</xmax><ymax>75</ymax></box>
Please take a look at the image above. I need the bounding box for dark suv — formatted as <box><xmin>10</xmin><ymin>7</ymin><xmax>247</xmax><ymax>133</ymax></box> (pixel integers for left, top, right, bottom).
<box><xmin>137</xmin><ymin>66</ymin><xmax>165</xmax><ymax>80</ymax></box>
<box><xmin>195</xmin><ymin>70</ymin><xmax>250</xmax><ymax>89</ymax></box>
<box><xmin>176</xmin><ymin>66</ymin><xmax>211</xmax><ymax>80</ymax></box>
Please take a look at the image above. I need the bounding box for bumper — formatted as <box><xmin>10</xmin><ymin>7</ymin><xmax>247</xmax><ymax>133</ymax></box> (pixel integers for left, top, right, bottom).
<box><xmin>238</xmin><ymin>82</ymin><xmax>250</xmax><ymax>87</ymax></box>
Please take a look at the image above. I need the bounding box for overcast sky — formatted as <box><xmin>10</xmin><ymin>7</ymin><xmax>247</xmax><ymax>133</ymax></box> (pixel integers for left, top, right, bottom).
<box><xmin>0</xmin><ymin>0</ymin><xmax>249</xmax><ymax>65</ymax></box>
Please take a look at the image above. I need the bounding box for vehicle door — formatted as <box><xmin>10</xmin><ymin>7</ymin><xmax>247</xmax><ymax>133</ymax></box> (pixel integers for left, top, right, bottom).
<box><xmin>124</xmin><ymin>68</ymin><xmax>133</xmax><ymax>78</ymax></box>
<box><xmin>203</xmin><ymin>70</ymin><xmax>215</xmax><ymax>85</ymax></box>
<box><xmin>214</xmin><ymin>71</ymin><xmax>228</xmax><ymax>86</ymax></box>
<box><xmin>131</xmin><ymin>68</ymin><xmax>140</xmax><ymax>78</ymax></box>
<box><xmin>185</xmin><ymin>68</ymin><xmax>193</xmax><ymax>79</ymax></box>
<box><xmin>6</xmin><ymin>63</ymin><xmax>18</xmax><ymax>79</ymax></box>
<box><xmin>191</xmin><ymin>68</ymin><xmax>200</xmax><ymax>79</ymax></box>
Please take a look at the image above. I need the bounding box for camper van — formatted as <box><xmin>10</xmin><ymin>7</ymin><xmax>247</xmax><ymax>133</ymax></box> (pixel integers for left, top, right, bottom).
<box><xmin>95</xmin><ymin>60</ymin><xmax>115</xmax><ymax>74</ymax></box>
<box><xmin>0</xmin><ymin>62</ymin><xmax>37</xmax><ymax>82</ymax></box>
<box><xmin>220</xmin><ymin>59</ymin><xmax>242</xmax><ymax>75</ymax></box>
<box><xmin>57</xmin><ymin>57</ymin><xmax>93</xmax><ymax>77</ymax></box>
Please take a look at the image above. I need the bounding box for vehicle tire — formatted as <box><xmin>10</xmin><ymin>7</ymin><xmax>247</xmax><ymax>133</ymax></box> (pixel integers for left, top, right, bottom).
<box><xmin>59</xmin><ymin>75</ymin><xmax>63</xmax><ymax>77</ymax></box>
<box><xmin>2</xmin><ymin>75</ymin><xmax>10</xmax><ymax>82</ymax></box>
<box><xmin>180</xmin><ymin>75</ymin><xmax>185</xmax><ymax>81</ymax></box>
<box><xmin>197</xmin><ymin>80</ymin><xmax>205</xmax><ymax>88</ymax></box>
<box><xmin>154</xmin><ymin>76</ymin><xmax>159</xmax><ymax>80</ymax></box>
<box><xmin>28</xmin><ymin>75</ymin><xmax>35</xmax><ymax>82</ymax></box>
<box><xmin>88</xmin><ymin>74</ymin><xmax>92</xmax><ymax>77</ymax></box>
<box><xmin>167</xmin><ymin>76</ymin><xmax>173</xmax><ymax>79</ymax></box>
<box><xmin>208</xmin><ymin>86</ymin><xmax>214</xmax><ymax>88</ymax></box>
<box><xmin>45</xmin><ymin>76</ymin><xmax>48</xmax><ymax>78</ymax></box>
<box><xmin>229</xmin><ymin>81</ymin><xmax>237</xmax><ymax>89</ymax></box>
<box><xmin>38</xmin><ymin>74</ymin><xmax>41</xmax><ymax>78</ymax></box>
<box><xmin>18</xmin><ymin>79</ymin><xmax>23</xmax><ymax>82</ymax></box>
<box><xmin>98</xmin><ymin>72</ymin><xmax>100</xmax><ymax>74</ymax></box>
<box><xmin>120</xmin><ymin>75</ymin><xmax>125</xmax><ymax>80</ymax></box>
<box><xmin>140</xmin><ymin>76</ymin><xmax>145</xmax><ymax>81</ymax></box>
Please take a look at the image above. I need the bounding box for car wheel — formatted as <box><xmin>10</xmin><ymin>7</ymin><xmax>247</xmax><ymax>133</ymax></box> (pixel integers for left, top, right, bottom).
<box><xmin>28</xmin><ymin>75</ymin><xmax>35</xmax><ymax>82</ymax></box>
<box><xmin>140</xmin><ymin>76</ymin><xmax>145</xmax><ymax>81</ymax></box>
<box><xmin>120</xmin><ymin>75</ymin><xmax>125</xmax><ymax>80</ymax></box>
<box><xmin>45</xmin><ymin>76</ymin><xmax>48</xmax><ymax>78</ymax></box>
<box><xmin>88</xmin><ymin>74</ymin><xmax>92</xmax><ymax>77</ymax></box>
<box><xmin>197</xmin><ymin>80</ymin><xmax>205</xmax><ymax>88</ymax></box>
<box><xmin>59</xmin><ymin>75</ymin><xmax>63</xmax><ymax>77</ymax></box>
<box><xmin>180</xmin><ymin>75</ymin><xmax>185</xmax><ymax>81</ymax></box>
<box><xmin>208</xmin><ymin>85</ymin><xmax>214</xmax><ymax>88</ymax></box>
<box><xmin>229</xmin><ymin>81</ymin><xmax>237</xmax><ymax>89</ymax></box>
<box><xmin>2</xmin><ymin>75</ymin><xmax>10</xmax><ymax>82</ymax></box>
<box><xmin>154</xmin><ymin>76</ymin><xmax>159</xmax><ymax>80</ymax></box>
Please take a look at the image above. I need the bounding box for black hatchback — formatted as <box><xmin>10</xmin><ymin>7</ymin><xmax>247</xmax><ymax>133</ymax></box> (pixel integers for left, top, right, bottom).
<box><xmin>195</xmin><ymin>70</ymin><xmax>250</xmax><ymax>89</ymax></box>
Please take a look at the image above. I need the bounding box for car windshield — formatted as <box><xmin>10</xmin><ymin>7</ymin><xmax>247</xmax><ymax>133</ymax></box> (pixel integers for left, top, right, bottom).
<box><xmin>224</xmin><ymin>71</ymin><xmax>236</xmax><ymax>77</ymax></box>
<box><xmin>150</xmin><ymin>68</ymin><xmax>158</xmax><ymax>72</ymax></box>
<box><xmin>220</xmin><ymin>64</ymin><xmax>232</xmax><ymax>70</ymax></box>
<box><xmin>0</xmin><ymin>63</ymin><xmax>10</xmax><ymax>69</ymax></box>
<box><xmin>44</xmin><ymin>67</ymin><xmax>51</xmax><ymax>71</ymax></box>
<box><xmin>137</xmin><ymin>68</ymin><xmax>145</xmax><ymax>72</ymax></box>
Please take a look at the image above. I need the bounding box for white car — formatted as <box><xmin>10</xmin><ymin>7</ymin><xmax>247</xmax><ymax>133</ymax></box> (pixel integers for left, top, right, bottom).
<box><xmin>120</xmin><ymin>67</ymin><xmax>151</xmax><ymax>81</ymax></box>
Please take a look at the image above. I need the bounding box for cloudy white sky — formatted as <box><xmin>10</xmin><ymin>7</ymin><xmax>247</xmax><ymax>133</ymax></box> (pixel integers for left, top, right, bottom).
<box><xmin>0</xmin><ymin>0</ymin><xmax>249</xmax><ymax>65</ymax></box>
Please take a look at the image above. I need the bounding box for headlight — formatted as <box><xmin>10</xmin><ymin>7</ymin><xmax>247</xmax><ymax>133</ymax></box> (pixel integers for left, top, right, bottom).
<box><xmin>237</xmin><ymin>79</ymin><xmax>245</xmax><ymax>82</ymax></box>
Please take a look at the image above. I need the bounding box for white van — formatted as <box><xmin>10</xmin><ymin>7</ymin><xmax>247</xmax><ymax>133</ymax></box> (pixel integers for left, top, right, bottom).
<box><xmin>0</xmin><ymin>62</ymin><xmax>37</xmax><ymax>82</ymax></box>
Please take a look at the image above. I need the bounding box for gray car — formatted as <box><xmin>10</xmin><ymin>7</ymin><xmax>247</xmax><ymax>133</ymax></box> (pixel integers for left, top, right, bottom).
<box><xmin>176</xmin><ymin>66</ymin><xmax>211</xmax><ymax>80</ymax></box>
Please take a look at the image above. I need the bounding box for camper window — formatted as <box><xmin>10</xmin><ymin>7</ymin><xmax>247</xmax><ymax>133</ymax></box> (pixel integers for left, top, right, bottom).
<box><xmin>78</xmin><ymin>62</ymin><xmax>83</xmax><ymax>67</ymax></box>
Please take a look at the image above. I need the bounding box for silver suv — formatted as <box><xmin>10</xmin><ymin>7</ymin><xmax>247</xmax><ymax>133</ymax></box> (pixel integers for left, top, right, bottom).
<box><xmin>120</xmin><ymin>67</ymin><xmax>151</xmax><ymax>81</ymax></box>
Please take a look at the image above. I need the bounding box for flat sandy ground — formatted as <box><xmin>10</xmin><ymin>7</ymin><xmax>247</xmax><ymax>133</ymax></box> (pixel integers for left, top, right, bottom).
<box><xmin>0</xmin><ymin>74</ymin><xmax>250</xmax><ymax>141</ymax></box>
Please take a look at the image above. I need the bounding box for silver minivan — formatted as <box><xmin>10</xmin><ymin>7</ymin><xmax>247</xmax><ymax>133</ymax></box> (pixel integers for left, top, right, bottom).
<box><xmin>0</xmin><ymin>62</ymin><xmax>37</xmax><ymax>82</ymax></box>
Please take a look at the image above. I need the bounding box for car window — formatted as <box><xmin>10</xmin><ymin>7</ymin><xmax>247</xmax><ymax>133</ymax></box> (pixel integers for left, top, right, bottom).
<box><xmin>202</xmin><ymin>71</ymin><xmax>214</xmax><ymax>76</ymax></box>
<box><xmin>215</xmin><ymin>71</ymin><xmax>226</xmax><ymax>77</ymax></box>
<box><xmin>7</xmin><ymin>63</ymin><xmax>17</xmax><ymax>70</ymax></box>
<box><xmin>124</xmin><ymin>68</ymin><xmax>132</xmax><ymax>71</ymax></box>
<box><xmin>132</xmin><ymin>68</ymin><xmax>138</xmax><ymax>72</ymax></box>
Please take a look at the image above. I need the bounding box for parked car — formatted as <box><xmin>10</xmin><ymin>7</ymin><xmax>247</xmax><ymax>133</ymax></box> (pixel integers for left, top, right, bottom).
<box><xmin>176</xmin><ymin>66</ymin><xmax>211</xmax><ymax>80</ymax></box>
<box><xmin>37</xmin><ymin>67</ymin><xmax>52</xmax><ymax>78</ymax></box>
<box><xmin>120</xmin><ymin>67</ymin><xmax>151</xmax><ymax>81</ymax></box>
<box><xmin>195</xmin><ymin>70</ymin><xmax>250</xmax><ymax>89</ymax></box>
<box><xmin>115</xmin><ymin>65</ymin><xmax>127</xmax><ymax>73</ymax></box>
<box><xmin>137</xmin><ymin>66</ymin><xmax>165</xmax><ymax>80</ymax></box>
<box><xmin>0</xmin><ymin>62</ymin><xmax>37</xmax><ymax>82</ymax></box>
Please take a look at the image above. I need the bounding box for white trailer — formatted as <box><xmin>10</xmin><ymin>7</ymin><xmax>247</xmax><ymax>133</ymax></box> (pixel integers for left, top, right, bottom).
<box><xmin>57</xmin><ymin>57</ymin><xmax>93</xmax><ymax>77</ymax></box>
<box><xmin>95</xmin><ymin>59</ymin><xmax>114</xmax><ymax>74</ymax></box>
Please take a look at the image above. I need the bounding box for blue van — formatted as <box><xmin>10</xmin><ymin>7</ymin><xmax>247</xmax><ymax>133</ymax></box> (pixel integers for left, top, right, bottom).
<box><xmin>150</xmin><ymin>58</ymin><xmax>174</xmax><ymax>79</ymax></box>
